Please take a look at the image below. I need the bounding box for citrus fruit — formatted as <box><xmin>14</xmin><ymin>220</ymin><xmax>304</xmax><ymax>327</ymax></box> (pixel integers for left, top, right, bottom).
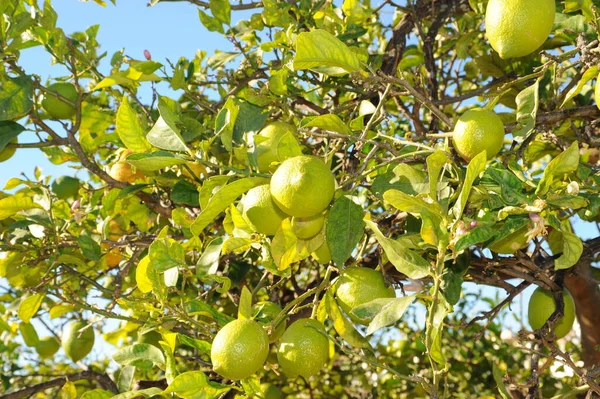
<box><xmin>41</xmin><ymin>82</ymin><xmax>78</xmax><ymax>119</ymax></box>
<box><xmin>270</xmin><ymin>155</ymin><xmax>335</xmax><ymax>218</ymax></box>
<box><xmin>488</xmin><ymin>224</ymin><xmax>530</xmax><ymax>254</ymax></box>
<box><xmin>452</xmin><ymin>108</ymin><xmax>505</xmax><ymax>162</ymax></box>
<box><xmin>485</xmin><ymin>0</ymin><xmax>555</xmax><ymax>59</ymax></box>
<box><xmin>62</xmin><ymin>321</ymin><xmax>95</xmax><ymax>362</ymax></box>
<box><xmin>108</xmin><ymin>162</ymin><xmax>143</xmax><ymax>184</ymax></box>
<box><xmin>138</xmin><ymin>330</ymin><xmax>162</xmax><ymax>348</ymax></box>
<box><xmin>254</xmin><ymin>122</ymin><xmax>301</xmax><ymax>172</ymax></box>
<box><xmin>528</xmin><ymin>287</ymin><xmax>576</xmax><ymax>339</ymax></box>
<box><xmin>51</xmin><ymin>176</ymin><xmax>80</xmax><ymax>200</ymax></box>
<box><xmin>36</xmin><ymin>336</ymin><xmax>60</xmax><ymax>358</ymax></box>
<box><xmin>240</xmin><ymin>184</ymin><xmax>287</xmax><ymax>236</ymax></box>
<box><xmin>277</xmin><ymin>318</ymin><xmax>329</xmax><ymax>378</ymax></box>
<box><xmin>0</xmin><ymin>138</ymin><xmax>17</xmax><ymax>162</ymax></box>
<box><xmin>261</xmin><ymin>383</ymin><xmax>283</xmax><ymax>399</ymax></box>
<box><xmin>291</xmin><ymin>213</ymin><xmax>325</xmax><ymax>239</ymax></box>
<box><xmin>335</xmin><ymin>267</ymin><xmax>395</xmax><ymax>324</ymax></box>
<box><xmin>102</xmin><ymin>243</ymin><xmax>122</xmax><ymax>267</ymax></box>
<box><xmin>252</xmin><ymin>301</ymin><xmax>287</xmax><ymax>343</ymax></box>
<box><xmin>312</xmin><ymin>241</ymin><xmax>332</xmax><ymax>264</ymax></box>
<box><xmin>210</xmin><ymin>319</ymin><xmax>269</xmax><ymax>380</ymax></box>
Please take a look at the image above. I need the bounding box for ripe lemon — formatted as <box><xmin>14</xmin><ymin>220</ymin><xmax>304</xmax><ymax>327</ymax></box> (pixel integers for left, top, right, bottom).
<box><xmin>452</xmin><ymin>108</ymin><xmax>505</xmax><ymax>162</ymax></box>
<box><xmin>277</xmin><ymin>318</ymin><xmax>329</xmax><ymax>378</ymax></box>
<box><xmin>41</xmin><ymin>82</ymin><xmax>78</xmax><ymax>119</ymax></box>
<box><xmin>335</xmin><ymin>267</ymin><xmax>395</xmax><ymax>324</ymax></box>
<box><xmin>0</xmin><ymin>138</ymin><xmax>17</xmax><ymax>162</ymax></box>
<box><xmin>102</xmin><ymin>243</ymin><xmax>122</xmax><ymax>267</ymax></box>
<box><xmin>488</xmin><ymin>225</ymin><xmax>530</xmax><ymax>254</ymax></box>
<box><xmin>211</xmin><ymin>319</ymin><xmax>269</xmax><ymax>380</ymax></box>
<box><xmin>254</xmin><ymin>122</ymin><xmax>301</xmax><ymax>172</ymax></box>
<box><xmin>240</xmin><ymin>184</ymin><xmax>287</xmax><ymax>236</ymax></box>
<box><xmin>252</xmin><ymin>301</ymin><xmax>287</xmax><ymax>343</ymax></box>
<box><xmin>485</xmin><ymin>0</ymin><xmax>555</xmax><ymax>59</ymax></box>
<box><xmin>312</xmin><ymin>241</ymin><xmax>332</xmax><ymax>264</ymax></box>
<box><xmin>51</xmin><ymin>176</ymin><xmax>80</xmax><ymax>200</ymax></box>
<box><xmin>270</xmin><ymin>155</ymin><xmax>335</xmax><ymax>218</ymax></box>
<box><xmin>261</xmin><ymin>383</ymin><xmax>283</xmax><ymax>399</ymax></box>
<box><xmin>528</xmin><ymin>287</ymin><xmax>576</xmax><ymax>339</ymax></box>
<box><xmin>108</xmin><ymin>161</ymin><xmax>143</xmax><ymax>184</ymax></box>
<box><xmin>62</xmin><ymin>321</ymin><xmax>95</xmax><ymax>362</ymax></box>
<box><xmin>36</xmin><ymin>336</ymin><xmax>60</xmax><ymax>359</ymax></box>
<box><xmin>291</xmin><ymin>213</ymin><xmax>325</xmax><ymax>239</ymax></box>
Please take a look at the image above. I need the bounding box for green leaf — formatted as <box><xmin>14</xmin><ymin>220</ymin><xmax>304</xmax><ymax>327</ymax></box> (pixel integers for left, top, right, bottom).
<box><xmin>149</xmin><ymin>238</ymin><xmax>186</xmax><ymax>272</ymax></box>
<box><xmin>110</xmin><ymin>388</ymin><xmax>163</xmax><ymax>399</ymax></box>
<box><xmin>441</xmin><ymin>270</ymin><xmax>463</xmax><ymax>306</ymax></box>
<box><xmin>198</xmin><ymin>9</ymin><xmax>223</xmax><ymax>33</ymax></box>
<box><xmin>117</xmin><ymin>366</ymin><xmax>136</xmax><ymax>394</ymax></box>
<box><xmin>362</xmin><ymin>295</ymin><xmax>415</xmax><ymax>336</ymax></box>
<box><xmin>215</xmin><ymin>97</ymin><xmax>239</xmax><ymax>151</ymax></box>
<box><xmin>561</xmin><ymin>66</ymin><xmax>598</xmax><ymax>108</ymax></box>
<box><xmin>77</xmin><ymin>236</ymin><xmax>101</xmax><ymax>262</ymax></box>
<box><xmin>325</xmin><ymin>290</ymin><xmax>369</xmax><ymax>348</ymax></box>
<box><xmin>19</xmin><ymin>322</ymin><xmax>39</xmax><ymax>347</ymax></box>
<box><xmin>18</xmin><ymin>293</ymin><xmax>44</xmax><ymax>323</ymax></box>
<box><xmin>171</xmin><ymin>180</ymin><xmax>200</xmax><ymax>207</ymax></box>
<box><xmin>209</xmin><ymin>0</ymin><xmax>231</xmax><ymax>25</ymax></box>
<box><xmin>326</xmin><ymin>196</ymin><xmax>365</xmax><ymax>266</ymax></box>
<box><xmin>426</xmin><ymin>297</ymin><xmax>449</xmax><ymax>366</ymax></box>
<box><xmin>300</xmin><ymin>114</ymin><xmax>352</xmax><ymax>135</ymax></box>
<box><xmin>555</xmin><ymin>230</ymin><xmax>583</xmax><ymax>270</ymax></box>
<box><xmin>536</xmin><ymin>141</ymin><xmax>580</xmax><ymax>196</ymax></box>
<box><xmin>0</xmin><ymin>75</ymin><xmax>33</xmax><ymax>121</ymax></box>
<box><xmin>163</xmin><ymin>371</ymin><xmax>231</xmax><ymax>399</ymax></box>
<box><xmin>0</xmin><ymin>194</ymin><xmax>42</xmax><ymax>220</ymax></box>
<box><xmin>80</xmin><ymin>390</ymin><xmax>114</xmax><ymax>399</ymax></box>
<box><xmin>492</xmin><ymin>364</ymin><xmax>512</xmax><ymax>399</ymax></box>
<box><xmin>49</xmin><ymin>304</ymin><xmax>77</xmax><ymax>319</ymax></box>
<box><xmin>454</xmin><ymin>225</ymin><xmax>495</xmax><ymax>253</ymax></box>
<box><xmin>512</xmin><ymin>80</ymin><xmax>539</xmax><ymax>137</ymax></box>
<box><xmin>426</xmin><ymin>151</ymin><xmax>448</xmax><ymax>200</ymax></box>
<box><xmin>293</xmin><ymin>29</ymin><xmax>362</xmax><ymax>76</ymax></box>
<box><xmin>453</xmin><ymin>151</ymin><xmax>487</xmax><ymax>219</ymax></box>
<box><xmin>126</xmin><ymin>151</ymin><xmax>187</xmax><ymax>172</ymax></box>
<box><xmin>196</xmin><ymin>237</ymin><xmax>225</xmax><ymax>275</ymax></box>
<box><xmin>177</xmin><ymin>334</ymin><xmax>212</xmax><ymax>354</ymax></box>
<box><xmin>238</xmin><ymin>286</ymin><xmax>252</xmax><ymax>320</ymax></box>
<box><xmin>146</xmin><ymin>97</ymin><xmax>188</xmax><ymax>152</ymax></box>
<box><xmin>190</xmin><ymin>177</ymin><xmax>268</xmax><ymax>235</ymax></box>
<box><xmin>112</xmin><ymin>343</ymin><xmax>165</xmax><ymax>370</ymax></box>
<box><xmin>185</xmin><ymin>300</ymin><xmax>234</xmax><ymax>327</ymax></box>
<box><xmin>116</xmin><ymin>96</ymin><xmax>153</xmax><ymax>153</ymax></box>
<box><xmin>0</xmin><ymin>121</ymin><xmax>25</xmax><ymax>152</ymax></box>
<box><xmin>364</xmin><ymin>220</ymin><xmax>430</xmax><ymax>279</ymax></box>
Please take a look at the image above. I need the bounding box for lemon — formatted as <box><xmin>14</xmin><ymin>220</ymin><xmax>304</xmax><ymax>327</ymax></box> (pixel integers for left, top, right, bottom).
<box><xmin>528</xmin><ymin>287</ymin><xmax>576</xmax><ymax>339</ymax></box>
<box><xmin>211</xmin><ymin>319</ymin><xmax>269</xmax><ymax>380</ymax></box>
<box><xmin>270</xmin><ymin>155</ymin><xmax>335</xmax><ymax>218</ymax></box>
<box><xmin>108</xmin><ymin>162</ymin><xmax>143</xmax><ymax>184</ymax></box>
<box><xmin>0</xmin><ymin>138</ymin><xmax>17</xmax><ymax>162</ymax></box>
<box><xmin>488</xmin><ymin>225</ymin><xmax>530</xmax><ymax>254</ymax></box>
<box><xmin>261</xmin><ymin>383</ymin><xmax>283</xmax><ymax>399</ymax></box>
<box><xmin>102</xmin><ymin>243</ymin><xmax>122</xmax><ymax>267</ymax></box>
<box><xmin>277</xmin><ymin>318</ymin><xmax>329</xmax><ymax>378</ymax></box>
<box><xmin>252</xmin><ymin>301</ymin><xmax>287</xmax><ymax>343</ymax></box>
<box><xmin>41</xmin><ymin>82</ymin><xmax>78</xmax><ymax>119</ymax></box>
<box><xmin>335</xmin><ymin>267</ymin><xmax>395</xmax><ymax>325</ymax></box>
<box><xmin>62</xmin><ymin>321</ymin><xmax>95</xmax><ymax>362</ymax></box>
<box><xmin>36</xmin><ymin>336</ymin><xmax>60</xmax><ymax>358</ymax></box>
<box><xmin>291</xmin><ymin>213</ymin><xmax>325</xmax><ymax>239</ymax></box>
<box><xmin>240</xmin><ymin>184</ymin><xmax>287</xmax><ymax>236</ymax></box>
<box><xmin>452</xmin><ymin>108</ymin><xmax>505</xmax><ymax>162</ymax></box>
<box><xmin>254</xmin><ymin>122</ymin><xmax>301</xmax><ymax>172</ymax></box>
<box><xmin>312</xmin><ymin>241</ymin><xmax>332</xmax><ymax>264</ymax></box>
<box><xmin>485</xmin><ymin>0</ymin><xmax>555</xmax><ymax>59</ymax></box>
<box><xmin>51</xmin><ymin>176</ymin><xmax>80</xmax><ymax>200</ymax></box>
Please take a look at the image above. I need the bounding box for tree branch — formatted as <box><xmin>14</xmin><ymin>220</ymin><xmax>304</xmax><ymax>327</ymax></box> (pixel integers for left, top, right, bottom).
<box><xmin>0</xmin><ymin>371</ymin><xmax>118</xmax><ymax>399</ymax></box>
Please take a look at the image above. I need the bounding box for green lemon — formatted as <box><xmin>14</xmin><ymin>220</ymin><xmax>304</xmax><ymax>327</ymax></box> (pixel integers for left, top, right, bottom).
<box><xmin>261</xmin><ymin>383</ymin><xmax>283</xmax><ymax>399</ymax></box>
<box><xmin>270</xmin><ymin>155</ymin><xmax>335</xmax><ymax>218</ymax></box>
<box><xmin>41</xmin><ymin>82</ymin><xmax>78</xmax><ymax>119</ymax></box>
<box><xmin>528</xmin><ymin>287</ymin><xmax>576</xmax><ymax>339</ymax></box>
<box><xmin>335</xmin><ymin>267</ymin><xmax>395</xmax><ymax>325</ymax></box>
<box><xmin>291</xmin><ymin>213</ymin><xmax>325</xmax><ymax>239</ymax></box>
<box><xmin>252</xmin><ymin>301</ymin><xmax>287</xmax><ymax>343</ymax></box>
<box><xmin>61</xmin><ymin>321</ymin><xmax>95</xmax><ymax>362</ymax></box>
<box><xmin>254</xmin><ymin>122</ymin><xmax>301</xmax><ymax>172</ymax></box>
<box><xmin>452</xmin><ymin>108</ymin><xmax>505</xmax><ymax>162</ymax></box>
<box><xmin>211</xmin><ymin>319</ymin><xmax>269</xmax><ymax>380</ymax></box>
<box><xmin>485</xmin><ymin>0</ymin><xmax>555</xmax><ymax>59</ymax></box>
<box><xmin>488</xmin><ymin>225</ymin><xmax>530</xmax><ymax>254</ymax></box>
<box><xmin>36</xmin><ymin>336</ymin><xmax>60</xmax><ymax>358</ymax></box>
<box><xmin>138</xmin><ymin>330</ymin><xmax>162</xmax><ymax>349</ymax></box>
<box><xmin>0</xmin><ymin>138</ymin><xmax>17</xmax><ymax>162</ymax></box>
<box><xmin>277</xmin><ymin>318</ymin><xmax>329</xmax><ymax>379</ymax></box>
<box><xmin>240</xmin><ymin>184</ymin><xmax>287</xmax><ymax>236</ymax></box>
<box><xmin>51</xmin><ymin>176</ymin><xmax>81</xmax><ymax>200</ymax></box>
<box><xmin>312</xmin><ymin>241</ymin><xmax>332</xmax><ymax>264</ymax></box>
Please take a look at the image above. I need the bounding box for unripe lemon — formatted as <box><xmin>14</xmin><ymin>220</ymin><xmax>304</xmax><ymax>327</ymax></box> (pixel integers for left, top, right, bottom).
<box><xmin>254</xmin><ymin>122</ymin><xmax>300</xmax><ymax>172</ymax></box>
<box><xmin>312</xmin><ymin>241</ymin><xmax>332</xmax><ymax>264</ymax></box>
<box><xmin>260</xmin><ymin>383</ymin><xmax>283</xmax><ymax>399</ymax></box>
<box><xmin>62</xmin><ymin>321</ymin><xmax>95</xmax><ymax>362</ymax></box>
<box><xmin>277</xmin><ymin>318</ymin><xmax>329</xmax><ymax>378</ymax></box>
<box><xmin>291</xmin><ymin>213</ymin><xmax>325</xmax><ymax>239</ymax></box>
<box><xmin>0</xmin><ymin>138</ymin><xmax>17</xmax><ymax>162</ymax></box>
<box><xmin>36</xmin><ymin>336</ymin><xmax>60</xmax><ymax>358</ymax></box>
<box><xmin>240</xmin><ymin>184</ymin><xmax>287</xmax><ymax>236</ymax></box>
<box><xmin>488</xmin><ymin>225</ymin><xmax>530</xmax><ymax>254</ymax></box>
<box><xmin>528</xmin><ymin>287</ymin><xmax>576</xmax><ymax>339</ymax></box>
<box><xmin>41</xmin><ymin>82</ymin><xmax>78</xmax><ymax>119</ymax></box>
<box><xmin>211</xmin><ymin>319</ymin><xmax>269</xmax><ymax>380</ymax></box>
<box><xmin>108</xmin><ymin>162</ymin><xmax>143</xmax><ymax>184</ymax></box>
<box><xmin>485</xmin><ymin>0</ymin><xmax>555</xmax><ymax>59</ymax></box>
<box><xmin>252</xmin><ymin>301</ymin><xmax>287</xmax><ymax>343</ymax></box>
<box><xmin>452</xmin><ymin>108</ymin><xmax>505</xmax><ymax>162</ymax></box>
<box><xmin>335</xmin><ymin>267</ymin><xmax>395</xmax><ymax>325</ymax></box>
<box><xmin>51</xmin><ymin>176</ymin><xmax>81</xmax><ymax>200</ymax></box>
<box><xmin>270</xmin><ymin>156</ymin><xmax>335</xmax><ymax>218</ymax></box>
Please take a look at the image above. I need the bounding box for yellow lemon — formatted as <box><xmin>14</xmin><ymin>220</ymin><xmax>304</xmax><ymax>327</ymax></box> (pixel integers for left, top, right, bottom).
<box><xmin>254</xmin><ymin>122</ymin><xmax>301</xmax><ymax>172</ymax></box>
<box><xmin>452</xmin><ymin>108</ymin><xmax>505</xmax><ymax>162</ymax></box>
<box><xmin>291</xmin><ymin>213</ymin><xmax>325</xmax><ymax>239</ymax></box>
<box><xmin>241</xmin><ymin>184</ymin><xmax>287</xmax><ymax>236</ymax></box>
